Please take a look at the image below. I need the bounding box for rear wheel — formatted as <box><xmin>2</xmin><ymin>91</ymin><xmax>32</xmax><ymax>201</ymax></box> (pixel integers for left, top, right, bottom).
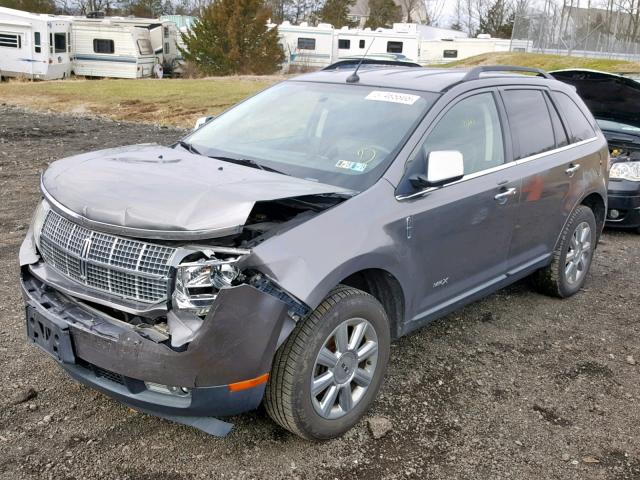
<box><xmin>532</xmin><ymin>205</ymin><xmax>596</xmax><ymax>297</ymax></box>
<box><xmin>265</xmin><ymin>286</ymin><xmax>390</xmax><ymax>440</ymax></box>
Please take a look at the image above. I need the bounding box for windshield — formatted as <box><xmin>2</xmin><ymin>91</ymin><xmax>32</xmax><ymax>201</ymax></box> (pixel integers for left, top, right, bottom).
<box><xmin>185</xmin><ymin>81</ymin><xmax>437</xmax><ymax>190</ymax></box>
<box><xmin>597</xmin><ymin>118</ymin><xmax>640</xmax><ymax>134</ymax></box>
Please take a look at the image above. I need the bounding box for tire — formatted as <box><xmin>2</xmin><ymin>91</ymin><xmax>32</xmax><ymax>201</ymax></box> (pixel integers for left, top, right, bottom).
<box><xmin>532</xmin><ymin>205</ymin><xmax>597</xmax><ymax>298</ymax></box>
<box><xmin>264</xmin><ymin>285</ymin><xmax>390</xmax><ymax>440</ymax></box>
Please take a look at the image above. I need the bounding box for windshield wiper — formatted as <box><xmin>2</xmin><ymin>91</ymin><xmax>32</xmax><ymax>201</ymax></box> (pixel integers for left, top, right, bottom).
<box><xmin>211</xmin><ymin>156</ymin><xmax>289</xmax><ymax>176</ymax></box>
<box><xmin>175</xmin><ymin>140</ymin><xmax>201</xmax><ymax>155</ymax></box>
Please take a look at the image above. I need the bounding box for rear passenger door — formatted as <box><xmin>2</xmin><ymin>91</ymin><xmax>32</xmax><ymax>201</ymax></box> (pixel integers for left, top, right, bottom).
<box><xmin>501</xmin><ymin>87</ymin><xmax>583</xmax><ymax>272</ymax></box>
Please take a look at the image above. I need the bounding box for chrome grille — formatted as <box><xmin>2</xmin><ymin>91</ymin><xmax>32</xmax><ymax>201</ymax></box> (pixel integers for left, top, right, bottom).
<box><xmin>39</xmin><ymin>210</ymin><xmax>175</xmax><ymax>303</ymax></box>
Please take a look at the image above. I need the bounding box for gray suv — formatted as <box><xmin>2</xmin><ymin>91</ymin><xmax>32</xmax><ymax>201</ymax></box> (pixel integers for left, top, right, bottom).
<box><xmin>20</xmin><ymin>65</ymin><xmax>609</xmax><ymax>440</ymax></box>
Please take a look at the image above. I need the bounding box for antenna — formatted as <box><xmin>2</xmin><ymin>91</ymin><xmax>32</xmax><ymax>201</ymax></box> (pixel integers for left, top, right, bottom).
<box><xmin>346</xmin><ymin>37</ymin><xmax>375</xmax><ymax>84</ymax></box>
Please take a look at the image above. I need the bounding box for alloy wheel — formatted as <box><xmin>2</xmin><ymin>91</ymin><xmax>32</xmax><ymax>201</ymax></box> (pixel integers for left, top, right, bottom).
<box><xmin>565</xmin><ymin>221</ymin><xmax>592</xmax><ymax>285</ymax></box>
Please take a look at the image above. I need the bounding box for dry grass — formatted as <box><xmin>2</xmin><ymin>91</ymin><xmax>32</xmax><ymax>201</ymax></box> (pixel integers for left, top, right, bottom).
<box><xmin>0</xmin><ymin>76</ymin><xmax>280</xmax><ymax>128</ymax></box>
<box><xmin>1</xmin><ymin>52</ymin><xmax>638</xmax><ymax>128</ymax></box>
<box><xmin>443</xmin><ymin>51</ymin><xmax>640</xmax><ymax>73</ymax></box>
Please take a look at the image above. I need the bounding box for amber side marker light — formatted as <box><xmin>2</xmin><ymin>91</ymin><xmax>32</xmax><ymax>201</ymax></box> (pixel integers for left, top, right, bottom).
<box><xmin>228</xmin><ymin>373</ymin><xmax>270</xmax><ymax>392</ymax></box>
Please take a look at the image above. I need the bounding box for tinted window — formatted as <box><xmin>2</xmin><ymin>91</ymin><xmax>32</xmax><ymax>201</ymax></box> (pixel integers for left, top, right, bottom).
<box><xmin>387</xmin><ymin>41</ymin><xmax>403</xmax><ymax>53</ymax></box>
<box><xmin>54</xmin><ymin>33</ymin><xmax>66</xmax><ymax>53</ymax></box>
<box><xmin>34</xmin><ymin>32</ymin><xmax>41</xmax><ymax>53</ymax></box>
<box><xmin>443</xmin><ymin>49</ymin><xmax>458</xmax><ymax>58</ymax></box>
<box><xmin>338</xmin><ymin>39</ymin><xmax>350</xmax><ymax>49</ymax></box>
<box><xmin>419</xmin><ymin>92</ymin><xmax>505</xmax><ymax>175</ymax></box>
<box><xmin>93</xmin><ymin>39</ymin><xmax>115</xmax><ymax>54</ymax></box>
<box><xmin>359</xmin><ymin>39</ymin><xmax>365</xmax><ymax>48</ymax></box>
<box><xmin>554</xmin><ymin>92</ymin><xmax>596</xmax><ymax>142</ymax></box>
<box><xmin>503</xmin><ymin>89</ymin><xmax>555</xmax><ymax>159</ymax></box>
<box><xmin>545</xmin><ymin>94</ymin><xmax>568</xmax><ymax>147</ymax></box>
<box><xmin>297</xmin><ymin>37</ymin><xmax>315</xmax><ymax>50</ymax></box>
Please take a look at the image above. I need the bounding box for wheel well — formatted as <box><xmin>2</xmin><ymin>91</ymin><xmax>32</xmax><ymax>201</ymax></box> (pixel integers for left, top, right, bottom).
<box><xmin>581</xmin><ymin>193</ymin><xmax>606</xmax><ymax>240</ymax></box>
<box><xmin>340</xmin><ymin>269</ymin><xmax>404</xmax><ymax>338</ymax></box>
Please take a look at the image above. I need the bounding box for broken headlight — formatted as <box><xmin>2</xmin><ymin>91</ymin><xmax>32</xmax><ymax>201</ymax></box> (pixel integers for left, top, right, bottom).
<box><xmin>610</xmin><ymin>161</ymin><xmax>640</xmax><ymax>181</ymax></box>
<box><xmin>172</xmin><ymin>257</ymin><xmax>242</xmax><ymax>316</ymax></box>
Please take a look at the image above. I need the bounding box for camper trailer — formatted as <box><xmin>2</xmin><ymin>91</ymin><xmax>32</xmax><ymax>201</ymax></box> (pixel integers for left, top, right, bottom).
<box><xmin>419</xmin><ymin>35</ymin><xmax>511</xmax><ymax>64</ymax></box>
<box><xmin>71</xmin><ymin>18</ymin><xmax>157</xmax><ymax>79</ymax></box>
<box><xmin>333</xmin><ymin>23</ymin><xmax>421</xmax><ymax>62</ymax></box>
<box><xmin>277</xmin><ymin>21</ymin><xmax>334</xmax><ymax>69</ymax></box>
<box><xmin>0</xmin><ymin>6</ymin><xmax>72</xmax><ymax>80</ymax></box>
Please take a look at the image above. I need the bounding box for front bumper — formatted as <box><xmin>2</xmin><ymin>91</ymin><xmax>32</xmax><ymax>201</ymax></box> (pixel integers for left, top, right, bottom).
<box><xmin>606</xmin><ymin>179</ymin><xmax>640</xmax><ymax>229</ymax></box>
<box><xmin>21</xmin><ymin>267</ymin><xmax>291</xmax><ymax>418</ymax></box>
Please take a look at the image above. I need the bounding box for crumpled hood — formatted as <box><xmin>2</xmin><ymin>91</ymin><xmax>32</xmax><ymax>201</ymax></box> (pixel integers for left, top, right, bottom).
<box><xmin>42</xmin><ymin>144</ymin><xmax>349</xmax><ymax>239</ymax></box>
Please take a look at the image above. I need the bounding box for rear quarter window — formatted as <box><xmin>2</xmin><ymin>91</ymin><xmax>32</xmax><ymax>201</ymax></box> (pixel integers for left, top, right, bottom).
<box><xmin>553</xmin><ymin>92</ymin><xmax>596</xmax><ymax>143</ymax></box>
<box><xmin>502</xmin><ymin>89</ymin><xmax>556</xmax><ymax>159</ymax></box>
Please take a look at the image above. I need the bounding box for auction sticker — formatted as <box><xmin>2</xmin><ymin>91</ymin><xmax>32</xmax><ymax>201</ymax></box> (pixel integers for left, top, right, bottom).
<box><xmin>336</xmin><ymin>160</ymin><xmax>368</xmax><ymax>172</ymax></box>
<box><xmin>365</xmin><ymin>90</ymin><xmax>420</xmax><ymax>105</ymax></box>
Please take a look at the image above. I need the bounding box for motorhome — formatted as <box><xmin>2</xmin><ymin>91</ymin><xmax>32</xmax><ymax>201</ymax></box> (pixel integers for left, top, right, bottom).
<box><xmin>0</xmin><ymin>6</ymin><xmax>72</xmax><ymax>80</ymax></box>
<box><xmin>71</xmin><ymin>18</ymin><xmax>157</xmax><ymax>79</ymax></box>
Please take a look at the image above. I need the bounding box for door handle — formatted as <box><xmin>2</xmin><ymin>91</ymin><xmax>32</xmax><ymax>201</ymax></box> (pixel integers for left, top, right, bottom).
<box><xmin>494</xmin><ymin>187</ymin><xmax>517</xmax><ymax>204</ymax></box>
<box><xmin>565</xmin><ymin>163</ymin><xmax>581</xmax><ymax>177</ymax></box>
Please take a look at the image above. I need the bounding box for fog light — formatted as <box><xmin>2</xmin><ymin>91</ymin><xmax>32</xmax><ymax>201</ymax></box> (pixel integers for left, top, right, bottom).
<box><xmin>145</xmin><ymin>382</ymin><xmax>191</xmax><ymax>397</ymax></box>
<box><xmin>609</xmin><ymin>209</ymin><xmax>620</xmax><ymax>219</ymax></box>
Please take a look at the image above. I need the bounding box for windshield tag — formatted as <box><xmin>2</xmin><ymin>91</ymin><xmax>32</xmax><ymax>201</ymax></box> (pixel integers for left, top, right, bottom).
<box><xmin>365</xmin><ymin>90</ymin><xmax>420</xmax><ymax>105</ymax></box>
<box><xmin>336</xmin><ymin>160</ymin><xmax>367</xmax><ymax>172</ymax></box>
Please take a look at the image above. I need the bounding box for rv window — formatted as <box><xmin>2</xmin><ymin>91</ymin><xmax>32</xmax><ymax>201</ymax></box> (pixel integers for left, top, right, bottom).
<box><xmin>443</xmin><ymin>49</ymin><xmax>458</xmax><ymax>58</ymax></box>
<box><xmin>359</xmin><ymin>39</ymin><xmax>365</xmax><ymax>48</ymax></box>
<box><xmin>67</xmin><ymin>32</ymin><xmax>71</xmax><ymax>52</ymax></box>
<box><xmin>338</xmin><ymin>39</ymin><xmax>350</xmax><ymax>49</ymax></box>
<box><xmin>34</xmin><ymin>32</ymin><xmax>41</xmax><ymax>53</ymax></box>
<box><xmin>54</xmin><ymin>33</ymin><xmax>66</xmax><ymax>53</ymax></box>
<box><xmin>93</xmin><ymin>39</ymin><xmax>115</xmax><ymax>54</ymax></box>
<box><xmin>137</xmin><ymin>39</ymin><xmax>153</xmax><ymax>55</ymax></box>
<box><xmin>164</xmin><ymin>26</ymin><xmax>169</xmax><ymax>38</ymax></box>
<box><xmin>297</xmin><ymin>37</ymin><xmax>316</xmax><ymax>50</ymax></box>
<box><xmin>387</xmin><ymin>41</ymin><xmax>403</xmax><ymax>53</ymax></box>
<box><xmin>0</xmin><ymin>33</ymin><xmax>20</xmax><ymax>49</ymax></box>
<box><xmin>49</xmin><ymin>33</ymin><xmax>53</xmax><ymax>53</ymax></box>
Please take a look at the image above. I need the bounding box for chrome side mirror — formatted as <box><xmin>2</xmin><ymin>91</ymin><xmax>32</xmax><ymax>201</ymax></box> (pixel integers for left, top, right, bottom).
<box><xmin>410</xmin><ymin>150</ymin><xmax>464</xmax><ymax>189</ymax></box>
<box><xmin>193</xmin><ymin>115</ymin><xmax>215</xmax><ymax>130</ymax></box>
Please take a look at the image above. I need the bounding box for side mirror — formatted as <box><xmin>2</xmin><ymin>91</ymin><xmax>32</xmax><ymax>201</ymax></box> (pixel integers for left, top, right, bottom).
<box><xmin>410</xmin><ymin>150</ymin><xmax>465</xmax><ymax>189</ymax></box>
<box><xmin>193</xmin><ymin>115</ymin><xmax>215</xmax><ymax>130</ymax></box>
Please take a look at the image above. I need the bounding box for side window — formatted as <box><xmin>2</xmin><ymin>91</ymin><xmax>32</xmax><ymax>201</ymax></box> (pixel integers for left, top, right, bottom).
<box><xmin>502</xmin><ymin>89</ymin><xmax>555</xmax><ymax>159</ymax></box>
<box><xmin>419</xmin><ymin>92</ymin><xmax>505</xmax><ymax>176</ymax></box>
<box><xmin>553</xmin><ymin>92</ymin><xmax>596</xmax><ymax>142</ymax></box>
<box><xmin>338</xmin><ymin>39</ymin><xmax>350</xmax><ymax>49</ymax></box>
<box><xmin>443</xmin><ymin>49</ymin><xmax>458</xmax><ymax>58</ymax></box>
<box><xmin>0</xmin><ymin>33</ymin><xmax>21</xmax><ymax>48</ymax></box>
<box><xmin>34</xmin><ymin>32</ymin><xmax>41</xmax><ymax>53</ymax></box>
<box><xmin>544</xmin><ymin>93</ymin><xmax>569</xmax><ymax>147</ymax></box>
<box><xmin>93</xmin><ymin>39</ymin><xmax>115</xmax><ymax>54</ymax></box>
<box><xmin>359</xmin><ymin>39</ymin><xmax>365</xmax><ymax>48</ymax></box>
<box><xmin>297</xmin><ymin>37</ymin><xmax>316</xmax><ymax>50</ymax></box>
<box><xmin>387</xmin><ymin>41</ymin><xmax>403</xmax><ymax>53</ymax></box>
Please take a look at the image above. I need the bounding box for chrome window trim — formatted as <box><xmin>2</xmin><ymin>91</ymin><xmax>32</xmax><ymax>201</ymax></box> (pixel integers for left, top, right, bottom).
<box><xmin>396</xmin><ymin>137</ymin><xmax>598</xmax><ymax>201</ymax></box>
<box><xmin>40</xmin><ymin>178</ymin><xmax>243</xmax><ymax>241</ymax></box>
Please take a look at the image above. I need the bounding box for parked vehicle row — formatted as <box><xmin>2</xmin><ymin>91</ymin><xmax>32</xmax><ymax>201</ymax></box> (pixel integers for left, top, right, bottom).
<box><xmin>19</xmin><ymin>63</ymin><xmax>610</xmax><ymax>440</ymax></box>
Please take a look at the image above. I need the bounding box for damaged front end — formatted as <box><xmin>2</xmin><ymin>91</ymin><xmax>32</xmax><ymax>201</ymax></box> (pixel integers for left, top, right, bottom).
<box><xmin>18</xmin><ymin>189</ymin><xmax>352</xmax><ymax>434</ymax></box>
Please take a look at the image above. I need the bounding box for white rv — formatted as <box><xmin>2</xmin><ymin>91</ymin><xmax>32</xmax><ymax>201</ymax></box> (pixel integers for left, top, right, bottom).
<box><xmin>0</xmin><ymin>6</ymin><xmax>72</xmax><ymax>80</ymax></box>
<box><xmin>419</xmin><ymin>35</ymin><xmax>511</xmax><ymax>64</ymax></box>
<box><xmin>71</xmin><ymin>18</ymin><xmax>157</xmax><ymax>79</ymax></box>
<box><xmin>276</xmin><ymin>21</ymin><xmax>334</xmax><ymax>70</ymax></box>
<box><xmin>334</xmin><ymin>23</ymin><xmax>421</xmax><ymax>62</ymax></box>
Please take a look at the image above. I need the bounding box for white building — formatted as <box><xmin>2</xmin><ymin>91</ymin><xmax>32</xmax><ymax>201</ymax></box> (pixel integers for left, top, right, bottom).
<box><xmin>0</xmin><ymin>6</ymin><xmax>72</xmax><ymax>80</ymax></box>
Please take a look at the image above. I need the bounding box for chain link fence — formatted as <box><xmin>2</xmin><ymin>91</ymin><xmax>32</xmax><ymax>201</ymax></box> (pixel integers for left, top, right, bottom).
<box><xmin>510</xmin><ymin>2</ymin><xmax>640</xmax><ymax>62</ymax></box>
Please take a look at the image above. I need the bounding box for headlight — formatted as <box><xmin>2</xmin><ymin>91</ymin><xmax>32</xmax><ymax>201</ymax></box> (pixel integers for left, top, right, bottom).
<box><xmin>172</xmin><ymin>258</ymin><xmax>241</xmax><ymax>316</ymax></box>
<box><xmin>610</xmin><ymin>161</ymin><xmax>640</xmax><ymax>181</ymax></box>
<box><xmin>31</xmin><ymin>200</ymin><xmax>51</xmax><ymax>250</ymax></box>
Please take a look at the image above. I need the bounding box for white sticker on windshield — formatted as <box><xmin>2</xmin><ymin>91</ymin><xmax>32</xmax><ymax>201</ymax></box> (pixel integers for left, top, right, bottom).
<box><xmin>336</xmin><ymin>160</ymin><xmax>368</xmax><ymax>172</ymax></box>
<box><xmin>365</xmin><ymin>90</ymin><xmax>420</xmax><ymax>105</ymax></box>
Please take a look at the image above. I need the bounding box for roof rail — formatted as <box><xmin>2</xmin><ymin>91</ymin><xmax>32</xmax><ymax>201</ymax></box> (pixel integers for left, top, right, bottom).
<box><xmin>462</xmin><ymin>65</ymin><xmax>553</xmax><ymax>81</ymax></box>
<box><xmin>323</xmin><ymin>59</ymin><xmax>421</xmax><ymax>71</ymax></box>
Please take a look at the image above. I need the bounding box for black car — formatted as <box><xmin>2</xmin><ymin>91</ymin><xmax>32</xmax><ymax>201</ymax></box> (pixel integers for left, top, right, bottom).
<box><xmin>552</xmin><ymin>69</ymin><xmax>640</xmax><ymax>232</ymax></box>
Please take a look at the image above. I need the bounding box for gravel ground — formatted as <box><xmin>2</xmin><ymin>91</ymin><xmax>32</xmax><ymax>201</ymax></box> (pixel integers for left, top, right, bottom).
<box><xmin>0</xmin><ymin>105</ymin><xmax>639</xmax><ymax>480</ymax></box>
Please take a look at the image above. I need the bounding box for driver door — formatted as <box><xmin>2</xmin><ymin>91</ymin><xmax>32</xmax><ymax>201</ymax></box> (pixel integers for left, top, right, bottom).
<box><xmin>400</xmin><ymin>90</ymin><xmax>521</xmax><ymax>321</ymax></box>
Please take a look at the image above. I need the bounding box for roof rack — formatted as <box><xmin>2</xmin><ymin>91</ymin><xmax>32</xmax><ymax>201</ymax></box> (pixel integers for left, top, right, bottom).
<box><xmin>462</xmin><ymin>65</ymin><xmax>553</xmax><ymax>81</ymax></box>
<box><xmin>323</xmin><ymin>59</ymin><xmax>421</xmax><ymax>71</ymax></box>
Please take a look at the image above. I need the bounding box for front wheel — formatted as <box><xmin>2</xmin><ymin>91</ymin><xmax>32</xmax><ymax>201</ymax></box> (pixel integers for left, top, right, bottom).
<box><xmin>532</xmin><ymin>205</ymin><xmax>597</xmax><ymax>297</ymax></box>
<box><xmin>264</xmin><ymin>286</ymin><xmax>390</xmax><ymax>440</ymax></box>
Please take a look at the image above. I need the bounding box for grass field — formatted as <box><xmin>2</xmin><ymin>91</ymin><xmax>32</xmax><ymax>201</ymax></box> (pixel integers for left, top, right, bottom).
<box><xmin>0</xmin><ymin>77</ymin><xmax>278</xmax><ymax>128</ymax></box>
<box><xmin>1</xmin><ymin>52</ymin><xmax>639</xmax><ymax>127</ymax></box>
